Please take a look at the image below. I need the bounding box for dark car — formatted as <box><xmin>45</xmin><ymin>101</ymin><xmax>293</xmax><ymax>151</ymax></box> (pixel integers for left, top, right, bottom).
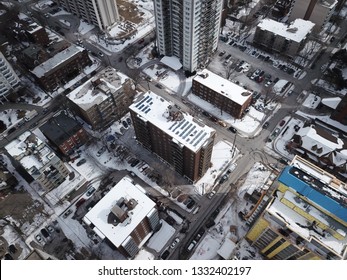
<box><xmin>262</xmin><ymin>122</ymin><xmax>269</xmax><ymax>129</ymax></box>
<box><xmin>76</xmin><ymin>198</ymin><xmax>86</xmax><ymax>208</ymax></box>
<box><xmin>228</xmin><ymin>127</ymin><xmax>237</xmax><ymax>133</ymax></box>
<box><xmin>126</xmin><ymin>118</ymin><xmax>131</xmax><ymax>125</ymax></box>
<box><xmin>41</xmin><ymin>228</ymin><xmax>50</xmax><ymax>238</ymax></box>
<box><xmin>165</xmin><ymin>216</ymin><xmax>175</xmax><ymax>226</ymax></box>
<box><xmin>202</xmin><ymin>111</ymin><xmax>211</xmax><ymax>118</ymax></box>
<box><xmin>279</xmin><ymin>120</ymin><xmax>286</xmax><ymax>127</ymax></box>
<box><xmin>273</xmin><ymin>77</ymin><xmax>279</xmax><ymax>83</ymax></box>
<box><xmin>76</xmin><ymin>158</ymin><xmax>86</xmax><ymax>166</ymax></box>
<box><xmin>122</xmin><ymin>120</ymin><xmax>128</xmax><ymax>128</ymax></box>
<box><xmin>155</xmin><ymin>83</ymin><xmax>163</xmax><ymax>89</ymax></box>
<box><xmin>161</xmin><ymin>250</ymin><xmax>170</xmax><ymax>260</ymax></box>
<box><xmin>131</xmin><ymin>159</ymin><xmax>140</xmax><ymax>167</ymax></box>
<box><xmin>187</xmin><ymin>199</ymin><xmax>195</xmax><ymax>209</ymax></box>
<box><xmin>4</xmin><ymin>253</ymin><xmax>13</xmax><ymax>260</ymax></box>
<box><xmin>218</xmin><ymin>50</ymin><xmax>226</xmax><ymax>57</ymax></box>
<box><xmin>8</xmin><ymin>244</ymin><xmax>17</xmax><ymax>254</ymax></box>
<box><xmin>225</xmin><ymin>54</ymin><xmax>231</xmax><ymax>60</ymax></box>
<box><xmin>219</xmin><ymin>174</ymin><xmax>228</xmax><ymax>184</ymax></box>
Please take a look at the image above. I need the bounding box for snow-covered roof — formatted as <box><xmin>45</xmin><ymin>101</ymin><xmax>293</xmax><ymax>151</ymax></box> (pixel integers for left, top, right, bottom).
<box><xmin>160</xmin><ymin>56</ymin><xmax>182</xmax><ymax>71</ymax></box>
<box><xmin>321</xmin><ymin>97</ymin><xmax>341</xmax><ymax>109</ymax></box>
<box><xmin>83</xmin><ymin>176</ymin><xmax>156</xmax><ymax>248</ymax></box>
<box><xmin>5</xmin><ymin>131</ymin><xmax>57</xmax><ymax>174</ymax></box>
<box><xmin>296</xmin><ymin>125</ymin><xmax>347</xmax><ymax>162</ymax></box>
<box><xmin>31</xmin><ymin>45</ymin><xmax>86</xmax><ymax>78</ymax></box>
<box><xmin>193</xmin><ymin>69</ymin><xmax>252</xmax><ymax>106</ymax></box>
<box><xmin>257</xmin><ymin>19</ymin><xmax>315</xmax><ymax>43</ymax></box>
<box><xmin>217</xmin><ymin>238</ymin><xmax>236</xmax><ymax>259</ymax></box>
<box><xmin>129</xmin><ymin>91</ymin><xmax>216</xmax><ymax>152</ymax></box>
<box><xmin>67</xmin><ymin>67</ymin><xmax>130</xmax><ymax>110</ymax></box>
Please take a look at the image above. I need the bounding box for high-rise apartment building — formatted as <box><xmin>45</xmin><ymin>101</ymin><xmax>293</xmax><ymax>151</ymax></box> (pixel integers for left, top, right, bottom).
<box><xmin>154</xmin><ymin>0</ymin><xmax>223</xmax><ymax>73</ymax></box>
<box><xmin>129</xmin><ymin>91</ymin><xmax>216</xmax><ymax>182</ymax></box>
<box><xmin>0</xmin><ymin>51</ymin><xmax>21</xmax><ymax>103</ymax></box>
<box><xmin>289</xmin><ymin>0</ymin><xmax>338</xmax><ymax>32</ymax></box>
<box><xmin>53</xmin><ymin>0</ymin><xmax>119</xmax><ymax>30</ymax></box>
<box><xmin>245</xmin><ymin>156</ymin><xmax>347</xmax><ymax>260</ymax></box>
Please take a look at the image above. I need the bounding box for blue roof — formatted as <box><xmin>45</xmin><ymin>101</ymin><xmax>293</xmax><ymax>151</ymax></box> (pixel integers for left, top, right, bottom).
<box><xmin>278</xmin><ymin>166</ymin><xmax>347</xmax><ymax>222</ymax></box>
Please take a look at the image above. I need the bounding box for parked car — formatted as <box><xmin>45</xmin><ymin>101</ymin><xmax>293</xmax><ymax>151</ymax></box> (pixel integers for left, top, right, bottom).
<box><xmin>63</xmin><ymin>209</ymin><xmax>73</xmax><ymax>218</ymax></box>
<box><xmin>131</xmin><ymin>159</ymin><xmax>140</xmax><ymax>167</ymax></box>
<box><xmin>262</xmin><ymin>122</ymin><xmax>269</xmax><ymax>129</ymax></box>
<box><xmin>186</xmin><ymin>240</ymin><xmax>197</xmax><ymax>252</ymax></box>
<box><xmin>279</xmin><ymin>120</ymin><xmax>286</xmax><ymax>127</ymax></box>
<box><xmin>207</xmin><ymin>190</ymin><xmax>216</xmax><ymax>199</ymax></box>
<box><xmin>122</xmin><ymin>120</ymin><xmax>128</xmax><ymax>128</ymax></box>
<box><xmin>47</xmin><ymin>225</ymin><xmax>55</xmax><ymax>233</ymax></box>
<box><xmin>76</xmin><ymin>158</ymin><xmax>86</xmax><ymax>166</ymax></box>
<box><xmin>218</xmin><ymin>50</ymin><xmax>226</xmax><ymax>57</ymax></box>
<box><xmin>161</xmin><ymin>250</ymin><xmax>170</xmax><ymax>260</ymax></box>
<box><xmin>96</xmin><ymin>147</ymin><xmax>106</xmax><ymax>157</ymax></box>
<box><xmin>40</xmin><ymin>228</ymin><xmax>50</xmax><ymax>238</ymax></box>
<box><xmin>86</xmin><ymin>186</ymin><xmax>96</xmax><ymax>197</ymax></box>
<box><xmin>228</xmin><ymin>127</ymin><xmax>237</xmax><ymax>133</ymax></box>
<box><xmin>76</xmin><ymin>198</ymin><xmax>86</xmax><ymax>208</ymax></box>
<box><xmin>170</xmin><ymin>238</ymin><xmax>180</xmax><ymax>249</ymax></box>
<box><xmin>35</xmin><ymin>234</ymin><xmax>43</xmax><ymax>243</ymax></box>
<box><xmin>219</xmin><ymin>174</ymin><xmax>229</xmax><ymax>184</ymax></box>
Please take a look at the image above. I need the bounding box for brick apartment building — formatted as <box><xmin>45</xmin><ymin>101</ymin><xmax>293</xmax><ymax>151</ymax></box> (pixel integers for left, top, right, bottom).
<box><xmin>192</xmin><ymin>69</ymin><xmax>252</xmax><ymax>119</ymax></box>
<box><xmin>31</xmin><ymin>45</ymin><xmax>92</xmax><ymax>92</ymax></box>
<box><xmin>67</xmin><ymin>67</ymin><xmax>136</xmax><ymax>131</ymax></box>
<box><xmin>129</xmin><ymin>91</ymin><xmax>216</xmax><ymax>182</ymax></box>
<box><xmin>40</xmin><ymin>112</ymin><xmax>89</xmax><ymax>157</ymax></box>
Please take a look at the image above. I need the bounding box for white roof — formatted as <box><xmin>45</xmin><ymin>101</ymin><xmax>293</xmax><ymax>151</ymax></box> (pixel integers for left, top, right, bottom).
<box><xmin>217</xmin><ymin>238</ymin><xmax>236</xmax><ymax>259</ymax></box>
<box><xmin>83</xmin><ymin>176</ymin><xmax>156</xmax><ymax>248</ymax></box>
<box><xmin>67</xmin><ymin>67</ymin><xmax>130</xmax><ymax>110</ymax></box>
<box><xmin>160</xmin><ymin>56</ymin><xmax>182</xmax><ymax>71</ymax></box>
<box><xmin>129</xmin><ymin>91</ymin><xmax>215</xmax><ymax>152</ymax></box>
<box><xmin>258</xmin><ymin>18</ymin><xmax>315</xmax><ymax>43</ymax></box>
<box><xmin>321</xmin><ymin>97</ymin><xmax>341</xmax><ymax>109</ymax></box>
<box><xmin>5</xmin><ymin>131</ymin><xmax>55</xmax><ymax>172</ymax></box>
<box><xmin>31</xmin><ymin>45</ymin><xmax>85</xmax><ymax>78</ymax></box>
<box><xmin>193</xmin><ymin>69</ymin><xmax>252</xmax><ymax>106</ymax></box>
<box><xmin>297</xmin><ymin>125</ymin><xmax>345</xmax><ymax>158</ymax></box>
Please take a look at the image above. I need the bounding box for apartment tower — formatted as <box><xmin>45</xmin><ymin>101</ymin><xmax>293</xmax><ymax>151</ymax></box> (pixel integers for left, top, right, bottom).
<box><xmin>53</xmin><ymin>0</ymin><xmax>119</xmax><ymax>30</ymax></box>
<box><xmin>129</xmin><ymin>92</ymin><xmax>216</xmax><ymax>182</ymax></box>
<box><xmin>0</xmin><ymin>51</ymin><xmax>21</xmax><ymax>103</ymax></box>
<box><xmin>154</xmin><ymin>0</ymin><xmax>223</xmax><ymax>73</ymax></box>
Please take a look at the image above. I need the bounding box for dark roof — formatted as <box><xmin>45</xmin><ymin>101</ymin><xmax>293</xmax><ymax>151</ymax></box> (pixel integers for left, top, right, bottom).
<box><xmin>40</xmin><ymin>113</ymin><xmax>82</xmax><ymax>146</ymax></box>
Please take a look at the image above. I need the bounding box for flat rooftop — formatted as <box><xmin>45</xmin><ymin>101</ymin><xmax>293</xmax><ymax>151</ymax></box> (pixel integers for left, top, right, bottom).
<box><xmin>5</xmin><ymin>131</ymin><xmax>55</xmax><ymax>172</ymax></box>
<box><xmin>31</xmin><ymin>45</ymin><xmax>85</xmax><ymax>78</ymax></box>
<box><xmin>67</xmin><ymin>67</ymin><xmax>130</xmax><ymax>111</ymax></box>
<box><xmin>129</xmin><ymin>91</ymin><xmax>215</xmax><ymax>152</ymax></box>
<box><xmin>258</xmin><ymin>18</ymin><xmax>315</xmax><ymax>43</ymax></box>
<box><xmin>193</xmin><ymin>69</ymin><xmax>252</xmax><ymax>106</ymax></box>
<box><xmin>83</xmin><ymin>176</ymin><xmax>156</xmax><ymax>248</ymax></box>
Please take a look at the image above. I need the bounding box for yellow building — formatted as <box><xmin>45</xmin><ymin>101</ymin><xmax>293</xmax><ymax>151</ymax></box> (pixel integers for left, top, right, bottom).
<box><xmin>246</xmin><ymin>156</ymin><xmax>347</xmax><ymax>260</ymax></box>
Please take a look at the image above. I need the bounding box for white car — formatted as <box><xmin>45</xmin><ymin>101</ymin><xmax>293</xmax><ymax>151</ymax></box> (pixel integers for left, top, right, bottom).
<box><xmin>170</xmin><ymin>238</ymin><xmax>180</xmax><ymax>249</ymax></box>
<box><xmin>207</xmin><ymin>191</ymin><xmax>216</xmax><ymax>199</ymax></box>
